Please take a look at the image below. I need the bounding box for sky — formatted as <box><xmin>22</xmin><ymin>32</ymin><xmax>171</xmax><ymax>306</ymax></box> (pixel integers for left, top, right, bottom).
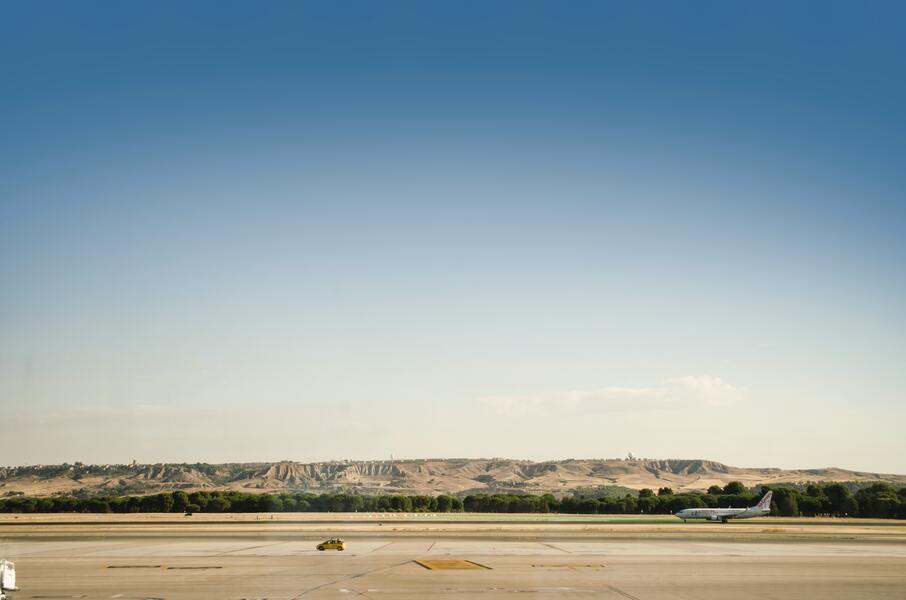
<box><xmin>1</xmin><ymin>2</ymin><xmax>905</xmax><ymax>473</ymax></box>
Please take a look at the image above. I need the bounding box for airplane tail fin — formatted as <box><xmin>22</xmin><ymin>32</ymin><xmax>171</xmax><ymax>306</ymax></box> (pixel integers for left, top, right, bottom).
<box><xmin>756</xmin><ymin>490</ymin><xmax>773</xmax><ymax>510</ymax></box>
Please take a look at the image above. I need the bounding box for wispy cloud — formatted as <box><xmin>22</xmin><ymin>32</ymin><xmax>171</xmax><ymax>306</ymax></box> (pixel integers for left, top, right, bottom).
<box><xmin>479</xmin><ymin>375</ymin><xmax>745</xmax><ymax>416</ymax></box>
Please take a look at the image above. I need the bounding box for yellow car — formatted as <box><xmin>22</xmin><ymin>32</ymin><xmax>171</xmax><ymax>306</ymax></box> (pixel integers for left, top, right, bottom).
<box><xmin>317</xmin><ymin>538</ymin><xmax>346</xmax><ymax>551</ymax></box>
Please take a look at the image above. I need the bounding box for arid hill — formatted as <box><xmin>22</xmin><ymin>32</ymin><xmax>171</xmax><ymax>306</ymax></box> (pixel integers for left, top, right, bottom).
<box><xmin>1</xmin><ymin>459</ymin><xmax>903</xmax><ymax>497</ymax></box>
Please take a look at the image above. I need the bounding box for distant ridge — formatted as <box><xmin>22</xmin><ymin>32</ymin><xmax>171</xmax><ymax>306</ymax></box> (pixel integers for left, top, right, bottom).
<box><xmin>1</xmin><ymin>459</ymin><xmax>903</xmax><ymax>497</ymax></box>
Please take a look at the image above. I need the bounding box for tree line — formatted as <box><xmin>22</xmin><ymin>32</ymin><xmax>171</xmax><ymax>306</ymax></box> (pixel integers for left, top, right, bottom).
<box><xmin>0</xmin><ymin>481</ymin><xmax>904</xmax><ymax>518</ymax></box>
<box><xmin>0</xmin><ymin>491</ymin><xmax>464</xmax><ymax>514</ymax></box>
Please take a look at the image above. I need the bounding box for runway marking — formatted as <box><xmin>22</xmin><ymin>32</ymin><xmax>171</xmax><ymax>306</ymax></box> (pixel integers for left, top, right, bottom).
<box><xmin>370</xmin><ymin>542</ymin><xmax>394</xmax><ymax>553</ymax></box>
<box><xmin>435</xmin><ymin>587</ymin><xmax>587</xmax><ymax>594</ymax></box>
<box><xmin>607</xmin><ymin>584</ymin><xmax>642</xmax><ymax>600</ymax></box>
<box><xmin>541</xmin><ymin>542</ymin><xmax>572</xmax><ymax>553</ymax></box>
<box><xmin>107</xmin><ymin>565</ymin><xmax>162</xmax><ymax>569</ymax></box>
<box><xmin>291</xmin><ymin>559</ymin><xmax>412</xmax><ymax>598</ymax></box>
<box><xmin>531</xmin><ymin>563</ymin><xmax>606</xmax><ymax>569</ymax></box>
<box><xmin>14</xmin><ymin>541</ymin><xmax>156</xmax><ymax>558</ymax></box>
<box><xmin>215</xmin><ymin>542</ymin><xmax>282</xmax><ymax>556</ymax></box>
<box><xmin>414</xmin><ymin>559</ymin><xmax>491</xmax><ymax>570</ymax></box>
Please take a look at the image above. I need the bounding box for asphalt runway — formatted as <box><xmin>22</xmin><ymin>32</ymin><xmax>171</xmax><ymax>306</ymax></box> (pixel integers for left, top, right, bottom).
<box><xmin>2</xmin><ymin>520</ymin><xmax>906</xmax><ymax>599</ymax></box>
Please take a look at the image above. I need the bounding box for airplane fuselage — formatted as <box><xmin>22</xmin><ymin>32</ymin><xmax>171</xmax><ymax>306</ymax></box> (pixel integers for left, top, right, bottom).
<box><xmin>674</xmin><ymin>506</ymin><xmax>768</xmax><ymax>522</ymax></box>
<box><xmin>674</xmin><ymin>491</ymin><xmax>773</xmax><ymax>522</ymax></box>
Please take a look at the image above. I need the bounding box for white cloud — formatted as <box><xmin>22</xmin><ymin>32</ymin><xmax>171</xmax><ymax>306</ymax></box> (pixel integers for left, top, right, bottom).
<box><xmin>664</xmin><ymin>375</ymin><xmax>743</xmax><ymax>407</ymax></box>
<box><xmin>479</xmin><ymin>375</ymin><xmax>745</xmax><ymax>416</ymax></box>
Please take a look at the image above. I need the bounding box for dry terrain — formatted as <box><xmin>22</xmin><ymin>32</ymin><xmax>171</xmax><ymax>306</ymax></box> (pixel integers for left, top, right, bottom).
<box><xmin>3</xmin><ymin>458</ymin><xmax>904</xmax><ymax>497</ymax></box>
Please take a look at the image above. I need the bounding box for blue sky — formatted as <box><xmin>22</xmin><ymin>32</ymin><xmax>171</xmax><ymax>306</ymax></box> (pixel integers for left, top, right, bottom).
<box><xmin>2</xmin><ymin>2</ymin><xmax>905</xmax><ymax>471</ymax></box>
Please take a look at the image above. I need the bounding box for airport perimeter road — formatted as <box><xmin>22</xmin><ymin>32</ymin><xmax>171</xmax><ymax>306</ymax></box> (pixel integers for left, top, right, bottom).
<box><xmin>2</xmin><ymin>532</ymin><xmax>906</xmax><ymax>599</ymax></box>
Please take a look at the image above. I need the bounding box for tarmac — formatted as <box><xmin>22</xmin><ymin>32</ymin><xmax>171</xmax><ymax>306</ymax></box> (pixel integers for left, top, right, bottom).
<box><xmin>2</xmin><ymin>515</ymin><xmax>905</xmax><ymax>599</ymax></box>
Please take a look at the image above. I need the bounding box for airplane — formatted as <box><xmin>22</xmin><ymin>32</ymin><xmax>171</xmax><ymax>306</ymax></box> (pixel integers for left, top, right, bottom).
<box><xmin>674</xmin><ymin>490</ymin><xmax>772</xmax><ymax>523</ymax></box>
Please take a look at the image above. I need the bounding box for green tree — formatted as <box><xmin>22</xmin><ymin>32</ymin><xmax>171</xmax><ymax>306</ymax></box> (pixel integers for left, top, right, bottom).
<box><xmin>86</xmin><ymin>498</ymin><xmax>112</xmax><ymax>513</ymax></box>
<box><xmin>171</xmin><ymin>491</ymin><xmax>189</xmax><ymax>512</ymax></box>
<box><xmin>159</xmin><ymin>493</ymin><xmax>175</xmax><ymax>513</ymax></box>
<box><xmin>856</xmin><ymin>484</ymin><xmax>901</xmax><ymax>518</ymax></box>
<box><xmin>257</xmin><ymin>494</ymin><xmax>283</xmax><ymax>512</ymax></box>
<box><xmin>772</xmin><ymin>488</ymin><xmax>799</xmax><ymax>516</ymax></box>
<box><xmin>723</xmin><ymin>482</ymin><xmax>746</xmax><ymax>495</ymax></box>
<box><xmin>824</xmin><ymin>483</ymin><xmax>851</xmax><ymax>516</ymax></box>
<box><xmin>637</xmin><ymin>496</ymin><xmax>658</xmax><ymax>513</ymax></box>
<box><xmin>577</xmin><ymin>498</ymin><xmax>598</xmax><ymax>514</ymax></box>
<box><xmin>798</xmin><ymin>496</ymin><xmax>822</xmax><ymax>516</ymax></box>
<box><xmin>539</xmin><ymin>494</ymin><xmax>557</xmax><ymax>513</ymax></box>
<box><xmin>189</xmin><ymin>491</ymin><xmax>210</xmax><ymax>510</ymax></box>
<box><xmin>206</xmin><ymin>495</ymin><xmax>231</xmax><ymax>512</ymax></box>
<box><xmin>436</xmin><ymin>495</ymin><xmax>454</xmax><ymax>512</ymax></box>
<box><xmin>108</xmin><ymin>496</ymin><xmax>129</xmax><ymax>513</ymax></box>
<box><xmin>620</xmin><ymin>494</ymin><xmax>638</xmax><ymax>513</ymax></box>
<box><xmin>841</xmin><ymin>496</ymin><xmax>859</xmax><ymax>517</ymax></box>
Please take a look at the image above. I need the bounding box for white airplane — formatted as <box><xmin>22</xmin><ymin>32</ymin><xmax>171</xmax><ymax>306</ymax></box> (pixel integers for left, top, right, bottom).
<box><xmin>674</xmin><ymin>490</ymin><xmax>772</xmax><ymax>523</ymax></box>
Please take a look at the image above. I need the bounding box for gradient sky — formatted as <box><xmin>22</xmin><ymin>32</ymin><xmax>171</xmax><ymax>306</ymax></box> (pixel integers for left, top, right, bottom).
<box><xmin>2</xmin><ymin>2</ymin><xmax>905</xmax><ymax>472</ymax></box>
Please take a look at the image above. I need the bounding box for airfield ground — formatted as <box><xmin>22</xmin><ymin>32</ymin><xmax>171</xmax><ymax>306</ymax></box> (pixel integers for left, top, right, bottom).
<box><xmin>2</xmin><ymin>514</ymin><xmax>905</xmax><ymax>599</ymax></box>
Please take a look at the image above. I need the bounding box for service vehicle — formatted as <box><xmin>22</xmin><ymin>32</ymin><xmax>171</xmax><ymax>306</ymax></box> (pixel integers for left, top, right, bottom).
<box><xmin>317</xmin><ymin>538</ymin><xmax>346</xmax><ymax>551</ymax></box>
